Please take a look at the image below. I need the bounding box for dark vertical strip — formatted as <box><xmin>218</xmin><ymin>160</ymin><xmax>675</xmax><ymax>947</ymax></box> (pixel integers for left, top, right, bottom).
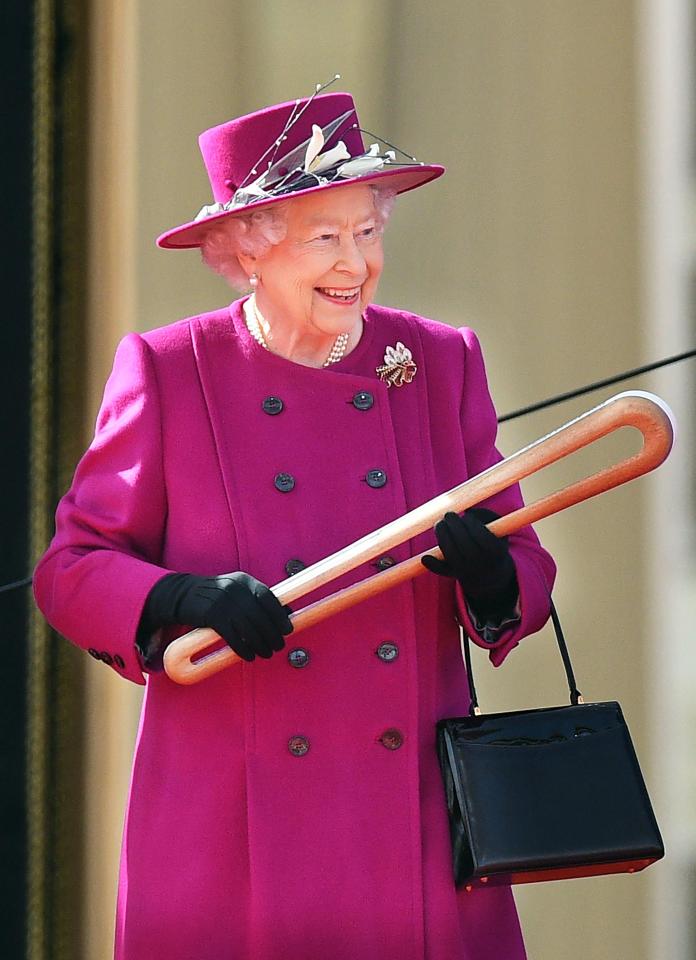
<box><xmin>0</xmin><ymin>2</ymin><xmax>34</xmax><ymax>959</ymax></box>
<box><xmin>46</xmin><ymin>5</ymin><xmax>89</xmax><ymax>959</ymax></box>
<box><xmin>25</xmin><ymin>0</ymin><xmax>89</xmax><ymax>958</ymax></box>
<box><xmin>27</xmin><ymin>0</ymin><xmax>55</xmax><ymax>954</ymax></box>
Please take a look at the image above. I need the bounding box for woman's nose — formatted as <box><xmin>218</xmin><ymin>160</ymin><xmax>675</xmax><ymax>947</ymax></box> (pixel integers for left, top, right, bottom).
<box><xmin>335</xmin><ymin>236</ymin><xmax>366</xmax><ymax>274</ymax></box>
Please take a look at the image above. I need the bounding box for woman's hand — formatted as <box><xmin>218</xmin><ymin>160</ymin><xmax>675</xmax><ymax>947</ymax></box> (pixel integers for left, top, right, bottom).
<box><xmin>421</xmin><ymin>509</ymin><xmax>519</xmax><ymax>622</ymax></box>
<box><xmin>140</xmin><ymin>571</ymin><xmax>293</xmax><ymax>662</ymax></box>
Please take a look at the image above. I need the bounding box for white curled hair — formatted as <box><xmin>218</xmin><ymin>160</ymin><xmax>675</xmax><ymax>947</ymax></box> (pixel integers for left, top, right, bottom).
<box><xmin>200</xmin><ymin>184</ymin><xmax>397</xmax><ymax>291</ymax></box>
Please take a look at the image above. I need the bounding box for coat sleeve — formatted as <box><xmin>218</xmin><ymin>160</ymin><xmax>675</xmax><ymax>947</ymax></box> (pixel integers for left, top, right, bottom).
<box><xmin>455</xmin><ymin>326</ymin><xmax>556</xmax><ymax>666</ymax></box>
<box><xmin>33</xmin><ymin>332</ymin><xmax>175</xmax><ymax>684</ymax></box>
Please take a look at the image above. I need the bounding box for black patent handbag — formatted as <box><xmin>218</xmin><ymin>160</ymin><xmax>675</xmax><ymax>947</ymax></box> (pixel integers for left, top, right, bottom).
<box><xmin>436</xmin><ymin>602</ymin><xmax>664</xmax><ymax>889</ymax></box>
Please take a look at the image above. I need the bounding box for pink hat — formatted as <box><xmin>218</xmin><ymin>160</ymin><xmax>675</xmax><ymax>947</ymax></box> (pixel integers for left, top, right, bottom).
<box><xmin>156</xmin><ymin>85</ymin><xmax>445</xmax><ymax>249</ymax></box>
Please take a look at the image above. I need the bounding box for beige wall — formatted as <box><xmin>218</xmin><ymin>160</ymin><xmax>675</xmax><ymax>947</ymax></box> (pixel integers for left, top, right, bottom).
<box><xmin>83</xmin><ymin>2</ymin><xmax>691</xmax><ymax>957</ymax></box>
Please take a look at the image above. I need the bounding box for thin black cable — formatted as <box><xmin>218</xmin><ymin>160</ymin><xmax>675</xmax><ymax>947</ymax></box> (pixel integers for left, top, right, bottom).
<box><xmin>354</xmin><ymin>126</ymin><xmax>418</xmax><ymax>162</ymax></box>
<box><xmin>498</xmin><ymin>348</ymin><xmax>696</xmax><ymax>424</ymax></box>
<box><xmin>0</xmin><ymin>575</ymin><xmax>32</xmax><ymax>593</ymax></box>
<box><xmin>4</xmin><ymin>348</ymin><xmax>693</xmax><ymax>596</ymax></box>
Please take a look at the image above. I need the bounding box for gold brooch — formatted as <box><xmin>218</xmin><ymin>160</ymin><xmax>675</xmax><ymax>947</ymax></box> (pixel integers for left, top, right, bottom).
<box><xmin>376</xmin><ymin>342</ymin><xmax>417</xmax><ymax>387</ymax></box>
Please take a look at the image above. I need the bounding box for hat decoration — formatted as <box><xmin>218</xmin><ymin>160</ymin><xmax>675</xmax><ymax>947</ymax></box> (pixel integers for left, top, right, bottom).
<box><xmin>157</xmin><ymin>76</ymin><xmax>445</xmax><ymax>249</ymax></box>
<box><xmin>196</xmin><ymin>78</ymin><xmax>422</xmax><ymax>219</ymax></box>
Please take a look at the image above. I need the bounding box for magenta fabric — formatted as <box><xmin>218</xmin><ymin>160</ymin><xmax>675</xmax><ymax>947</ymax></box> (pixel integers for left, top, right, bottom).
<box><xmin>34</xmin><ymin>299</ymin><xmax>556</xmax><ymax>960</ymax></box>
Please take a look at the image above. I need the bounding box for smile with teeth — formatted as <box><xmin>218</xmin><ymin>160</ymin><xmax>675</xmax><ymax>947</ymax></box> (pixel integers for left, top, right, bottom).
<box><xmin>316</xmin><ymin>286</ymin><xmax>361</xmax><ymax>303</ymax></box>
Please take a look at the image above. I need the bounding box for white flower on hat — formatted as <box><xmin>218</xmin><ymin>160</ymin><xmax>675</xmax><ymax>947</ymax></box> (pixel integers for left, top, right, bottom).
<box><xmin>337</xmin><ymin>145</ymin><xmax>395</xmax><ymax>179</ymax></box>
<box><xmin>194</xmin><ymin>202</ymin><xmax>228</xmax><ymax>222</ymax></box>
<box><xmin>304</xmin><ymin>124</ymin><xmax>350</xmax><ymax>175</ymax></box>
<box><xmin>195</xmin><ymin>181</ymin><xmax>269</xmax><ymax>220</ymax></box>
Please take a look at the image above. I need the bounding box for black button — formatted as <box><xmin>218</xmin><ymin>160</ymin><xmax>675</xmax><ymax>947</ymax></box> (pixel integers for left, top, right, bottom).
<box><xmin>114</xmin><ymin>655</ymin><xmax>125</xmax><ymax>669</ymax></box>
<box><xmin>88</xmin><ymin>648</ymin><xmax>100</xmax><ymax>660</ymax></box>
<box><xmin>352</xmin><ymin>391</ymin><xmax>374</xmax><ymax>411</ymax></box>
<box><xmin>100</xmin><ymin>651</ymin><xmax>114</xmax><ymax>666</ymax></box>
<box><xmin>262</xmin><ymin>396</ymin><xmax>284</xmax><ymax>416</ymax></box>
<box><xmin>376</xmin><ymin>642</ymin><xmax>399</xmax><ymax>663</ymax></box>
<box><xmin>378</xmin><ymin>729</ymin><xmax>404</xmax><ymax>750</ymax></box>
<box><xmin>285</xmin><ymin>558</ymin><xmax>306</xmax><ymax>576</ymax></box>
<box><xmin>288</xmin><ymin>648</ymin><xmax>310</xmax><ymax>669</ymax></box>
<box><xmin>274</xmin><ymin>472</ymin><xmax>295</xmax><ymax>493</ymax></box>
<box><xmin>374</xmin><ymin>555</ymin><xmax>396</xmax><ymax>571</ymax></box>
<box><xmin>288</xmin><ymin>735</ymin><xmax>310</xmax><ymax>756</ymax></box>
<box><xmin>366</xmin><ymin>469</ymin><xmax>387</xmax><ymax>489</ymax></box>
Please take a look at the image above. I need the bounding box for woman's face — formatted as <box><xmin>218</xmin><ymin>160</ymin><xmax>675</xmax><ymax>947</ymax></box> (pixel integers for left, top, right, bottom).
<box><xmin>247</xmin><ymin>183</ymin><xmax>384</xmax><ymax>338</ymax></box>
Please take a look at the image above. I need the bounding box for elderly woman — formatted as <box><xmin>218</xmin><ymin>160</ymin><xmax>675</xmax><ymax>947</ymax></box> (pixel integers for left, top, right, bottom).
<box><xmin>34</xmin><ymin>87</ymin><xmax>555</xmax><ymax>960</ymax></box>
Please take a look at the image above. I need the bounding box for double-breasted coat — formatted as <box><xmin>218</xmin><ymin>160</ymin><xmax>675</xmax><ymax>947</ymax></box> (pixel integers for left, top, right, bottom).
<box><xmin>34</xmin><ymin>298</ymin><xmax>556</xmax><ymax>960</ymax></box>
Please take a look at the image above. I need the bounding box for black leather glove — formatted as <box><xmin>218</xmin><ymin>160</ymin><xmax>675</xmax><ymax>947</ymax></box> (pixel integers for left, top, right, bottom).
<box><xmin>421</xmin><ymin>508</ymin><xmax>519</xmax><ymax>622</ymax></box>
<box><xmin>138</xmin><ymin>571</ymin><xmax>293</xmax><ymax>663</ymax></box>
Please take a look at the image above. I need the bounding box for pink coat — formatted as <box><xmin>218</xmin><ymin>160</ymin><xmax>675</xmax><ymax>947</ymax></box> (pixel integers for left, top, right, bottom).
<box><xmin>34</xmin><ymin>298</ymin><xmax>556</xmax><ymax>960</ymax></box>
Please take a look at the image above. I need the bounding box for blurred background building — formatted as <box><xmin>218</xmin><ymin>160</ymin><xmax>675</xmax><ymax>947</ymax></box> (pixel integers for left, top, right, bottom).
<box><xmin>4</xmin><ymin>1</ymin><xmax>695</xmax><ymax>958</ymax></box>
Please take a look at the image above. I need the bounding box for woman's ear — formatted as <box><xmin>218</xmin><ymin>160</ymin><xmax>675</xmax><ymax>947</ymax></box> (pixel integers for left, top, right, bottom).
<box><xmin>236</xmin><ymin>252</ymin><xmax>257</xmax><ymax>281</ymax></box>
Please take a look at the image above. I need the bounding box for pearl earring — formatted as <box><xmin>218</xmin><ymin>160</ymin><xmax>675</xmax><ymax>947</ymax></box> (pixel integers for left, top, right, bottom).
<box><xmin>249</xmin><ymin>273</ymin><xmax>259</xmax><ymax>289</ymax></box>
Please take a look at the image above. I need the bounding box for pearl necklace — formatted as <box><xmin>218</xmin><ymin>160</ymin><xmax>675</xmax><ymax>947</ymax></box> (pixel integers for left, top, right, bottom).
<box><xmin>246</xmin><ymin>297</ymin><xmax>350</xmax><ymax>367</ymax></box>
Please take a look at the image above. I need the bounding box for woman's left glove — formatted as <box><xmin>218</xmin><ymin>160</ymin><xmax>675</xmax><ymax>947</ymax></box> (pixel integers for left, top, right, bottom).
<box><xmin>421</xmin><ymin>508</ymin><xmax>519</xmax><ymax>622</ymax></box>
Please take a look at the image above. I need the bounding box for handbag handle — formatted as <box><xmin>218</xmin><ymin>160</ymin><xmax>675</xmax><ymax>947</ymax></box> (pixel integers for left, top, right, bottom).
<box><xmin>462</xmin><ymin>598</ymin><xmax>581</xmax><ymax>717</ymax></box>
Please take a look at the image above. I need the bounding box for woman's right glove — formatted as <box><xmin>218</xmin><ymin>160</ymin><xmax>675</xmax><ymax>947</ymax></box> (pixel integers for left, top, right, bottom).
<box><xmin>138</xmin><ymin>571</ymin><xmax>293</xmax><ymax>663</ymax></box>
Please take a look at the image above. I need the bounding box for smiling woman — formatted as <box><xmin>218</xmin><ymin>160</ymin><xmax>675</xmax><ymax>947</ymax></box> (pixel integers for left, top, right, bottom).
<box><xmin>238</xmin><ymin>184</ymin><xmax>386</xmax><ymax>366</ymax></box>
<box><xmin>33</xmin><ymin>84</ymin><xmax>556</xmax><ymax>960</ymax></box>
<box><xmin>201</xmin><ymin>183</ymin><xmax>396</xmax><ymax>368</ymax></box>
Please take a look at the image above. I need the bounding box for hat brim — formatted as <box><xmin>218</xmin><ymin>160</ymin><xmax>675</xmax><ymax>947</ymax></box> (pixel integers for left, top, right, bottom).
<box><xmin>156</xmin><ymin>164</ymin><xmax>445</xmax><ymax>249</ymax></box>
